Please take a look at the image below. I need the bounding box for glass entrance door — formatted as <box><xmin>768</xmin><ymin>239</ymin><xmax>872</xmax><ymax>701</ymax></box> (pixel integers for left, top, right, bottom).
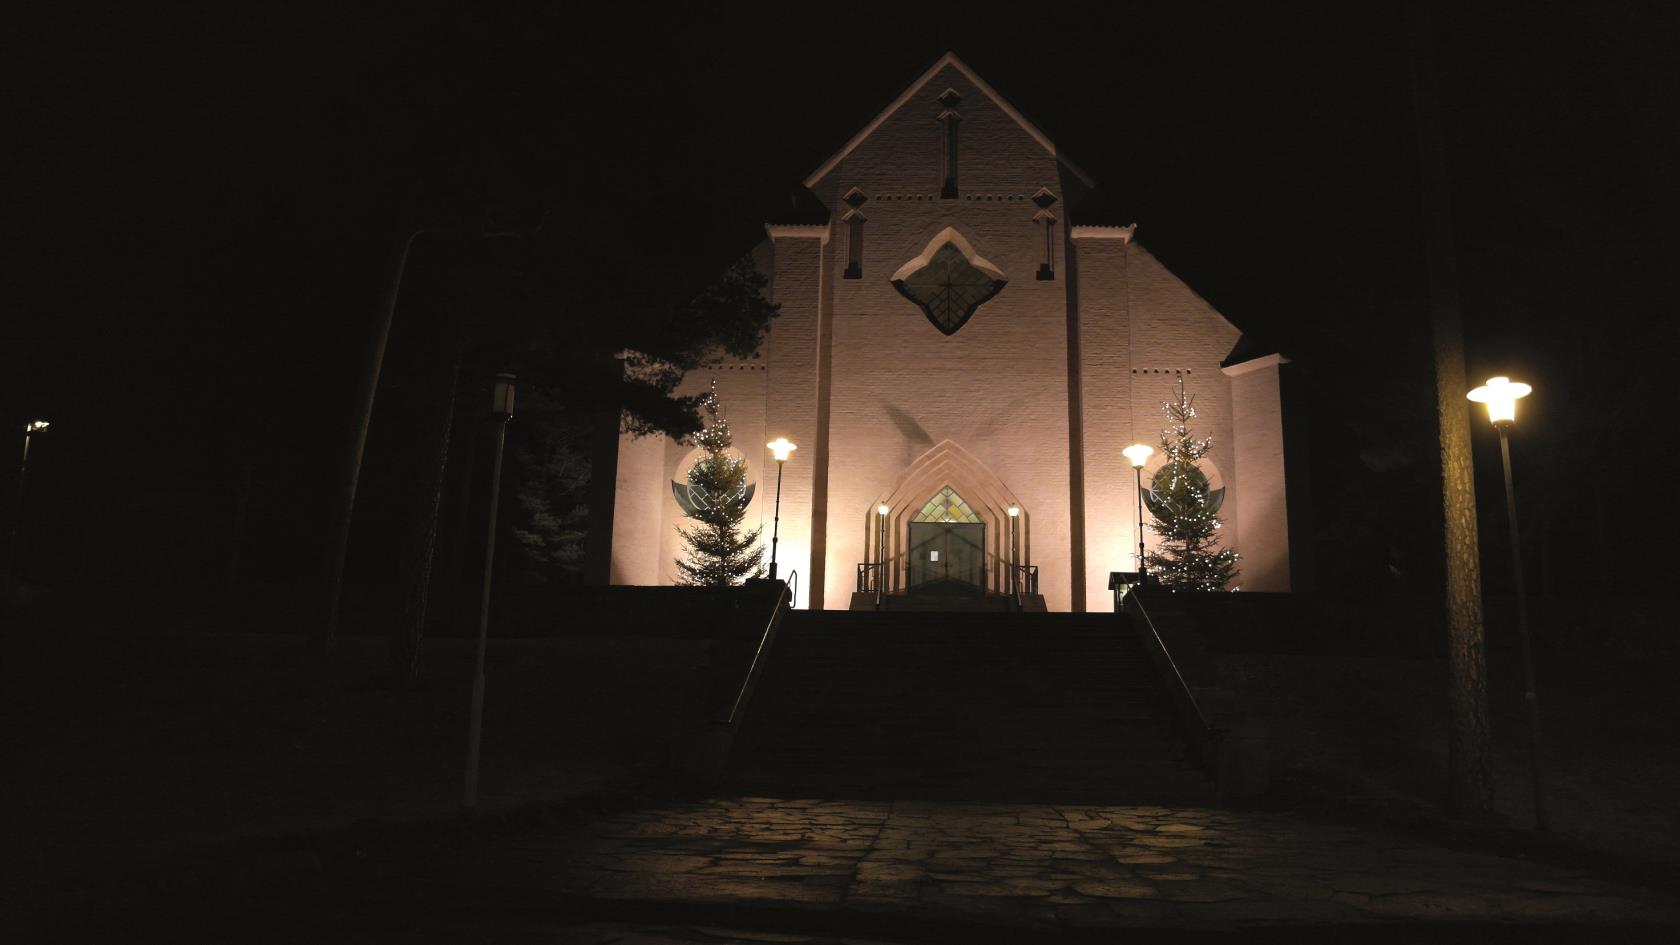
<box><xmin>907</xmin><ymin>522</ymin><xmax>985</xmax><ymax>590</ymax></box>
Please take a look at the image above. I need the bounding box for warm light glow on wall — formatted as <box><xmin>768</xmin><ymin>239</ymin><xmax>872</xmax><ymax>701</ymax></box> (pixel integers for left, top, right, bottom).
<box><xmin>878</xmin><ymin>504</ymin><xmax>890</xmax><ymax>516</ymax></box>
<box><xmin>1007</xmin><ymin>505</ymin><xmax>1019</xmax><ymax>517</ymax></box>
<box><xmin>778</xmin><ymin>541</ymin><xmax>811</xmax><ymax>606</ymax></box>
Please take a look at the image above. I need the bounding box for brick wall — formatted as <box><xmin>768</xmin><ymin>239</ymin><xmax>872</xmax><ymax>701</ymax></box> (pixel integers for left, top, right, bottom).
<box><xmin>1224</xmin><ymin>356</ymin><xmax>1292</xmax><ymax>590</ymax></box>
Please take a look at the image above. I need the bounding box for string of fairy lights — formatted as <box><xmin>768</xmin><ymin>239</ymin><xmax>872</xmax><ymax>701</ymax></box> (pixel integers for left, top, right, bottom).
<box><xmin>685</xmin><ymin>381</ymin><xmax>751</xmax><ymax>513</ymax></box>
<box><xmin>1143</xmin><ymin>382</ymin><xmax>1240</xmax><ymax>592</ymax></box>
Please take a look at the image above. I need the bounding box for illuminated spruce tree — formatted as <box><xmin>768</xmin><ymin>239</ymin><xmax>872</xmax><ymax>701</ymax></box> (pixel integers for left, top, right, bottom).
<box><xmin>673</xmin><ymin>382</ymin><xmax>764</xmax><ymax>586</ymax></box>
<box><xmin>1142</xmin><ymin>379</ymin><xmax>1240</xmax><ymax>591</ymax></box>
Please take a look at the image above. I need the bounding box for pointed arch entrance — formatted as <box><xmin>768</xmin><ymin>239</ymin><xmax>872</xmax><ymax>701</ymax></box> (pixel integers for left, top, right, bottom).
<box><xmin>871</xmin><ymin>440</ymin><xmax>1028</xmax><ymax>598</ymax></box>
<box><xmin>907</xmin><ymin>486</ymin><xmax>986</xmax><ymax>590</ymax></box>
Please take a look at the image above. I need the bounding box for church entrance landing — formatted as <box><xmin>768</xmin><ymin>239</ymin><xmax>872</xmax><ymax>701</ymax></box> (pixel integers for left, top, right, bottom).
<box><xmin>856</xmin><ymin>467</ymin><xmax>1042</xmax><ymax>610</ymax></box>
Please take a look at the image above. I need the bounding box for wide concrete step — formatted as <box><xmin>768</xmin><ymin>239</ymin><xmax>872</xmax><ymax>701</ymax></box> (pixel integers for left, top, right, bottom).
<box><xmin>726</xmin><ymin>609</ymin><xmax>1207</xmax><ymax>804</ymax></box>
<box><xmin>728</xmin><ymin>764</ymin><xmax>1216</xmax><ymax>806</ymax></box>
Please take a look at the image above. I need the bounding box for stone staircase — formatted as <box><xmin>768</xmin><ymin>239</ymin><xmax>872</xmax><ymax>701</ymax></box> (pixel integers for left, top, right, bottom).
<box><xmin>725</xmin><ymin>610</ymin><xmax>1217</xmax><ymax>805</ymax></box>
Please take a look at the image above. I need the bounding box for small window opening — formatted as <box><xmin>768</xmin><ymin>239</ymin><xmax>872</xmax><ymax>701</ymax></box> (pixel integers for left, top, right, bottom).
<box><xmin>1034</xmin><ymin>210</ymin><xmax>1058</xmax><ymax>280</ymax></box>
<box><xmin>842</xmin><ymin>209</ymin><xmax>866</xmax><ymax>279</ymax></box>
<box><xmin>936</xmin><ymin>89</ymin><xmax>962</xmax><ymax>199</ymax></box>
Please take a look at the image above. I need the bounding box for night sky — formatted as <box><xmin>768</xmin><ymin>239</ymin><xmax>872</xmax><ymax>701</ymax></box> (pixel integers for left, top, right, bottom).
<box><xmin>7</xmin><ymin>2</ymin><xmax>1677</xmax><ymax>594</ymax></box>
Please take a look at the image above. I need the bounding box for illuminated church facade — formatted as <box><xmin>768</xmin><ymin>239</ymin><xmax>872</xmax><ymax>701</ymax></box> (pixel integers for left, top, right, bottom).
<box><xmin>608</xmin><ymin>53</ymin><xmax>1304</xmax><ymax>611</ymax></box>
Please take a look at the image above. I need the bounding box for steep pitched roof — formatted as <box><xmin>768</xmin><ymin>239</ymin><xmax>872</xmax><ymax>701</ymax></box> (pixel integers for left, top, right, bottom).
<box><xmin>802</xmin><ymin>51</ymin><xmax>1094</xmax><ymax>190</ymax></box>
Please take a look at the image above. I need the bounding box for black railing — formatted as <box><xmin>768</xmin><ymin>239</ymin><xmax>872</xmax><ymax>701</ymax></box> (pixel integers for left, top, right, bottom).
<box><xmin>1006</xmin><ymin>563</ymin><xmax>1039</xmax><ymax>609</ymax></box>
<box><xmin>856</xmin><ymin>561</ymin><xmax>886</xmax><ymax>608</ymax></box>
<box><xmin>856</xmin><ymin>561</ymin><xmax>884</xmax><ymax>593</ymax></box>
<box><xmin>1008</xmin><ymin>563</ymin><xmax>1039</xmax><ymax>594</ymax></box>
<box><xmin>722</xmin><ymin>573</ymin><xmax>795</xmax><ymax>728</ymax></box>
<box><xmin>861</xmin><ymin>555</ymin><xmax>1037</xmax><ymax>605</ymax></box>
<box><xmin>1122</xmin><ymin>590</ymin><xmax>1224</xmax><ymax>777</ymax></box>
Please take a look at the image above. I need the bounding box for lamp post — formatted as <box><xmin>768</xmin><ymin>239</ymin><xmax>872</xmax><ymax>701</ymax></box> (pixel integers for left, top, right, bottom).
<box><xmin>1468</xmin><ymin>375</ymin><xmax>1546</xmax><ymax>832</ymax></box>
<box><xmin>1007</xmin><ymin>506</ymin><xmax>1020</xmax><ymax>596</ymax></box>
<box><xmin>1122</xmin><ymin>443</ymin><xmax>1154</xmax><ymax>586</ymax></box>
<box><xmin>5</xmin><ymin>420</ymin><xmax>50</xmax><ymax>592</ymax></box>
<box><xmin>765</xmin><ymin>438</ymin><xmax>796</xmax><ymax>580</ymax></box>
<box><xmin>876</xmin><ymin>503</ymin><xmax>889</xmax><ymax>604</ymax></box>
<box><xmin>463</xmin><ymin>373</ymin><xmax>516</xmax><ymax>814</ymax></box>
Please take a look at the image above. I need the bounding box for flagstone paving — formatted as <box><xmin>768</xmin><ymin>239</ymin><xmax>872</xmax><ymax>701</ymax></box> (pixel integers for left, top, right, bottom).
<box><xmin>427</xmin><ymin>797</ymin><xmax>1680</xmax><ymax>933</ymax></box>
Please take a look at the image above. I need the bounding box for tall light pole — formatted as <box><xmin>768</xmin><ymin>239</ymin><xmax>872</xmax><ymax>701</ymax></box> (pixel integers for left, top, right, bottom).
<box><xmin>463</xmin><ymin>373</ymin><xmax>516</xmax><ymax>814</ymax></box>
<box><xmin>5</xmin><ymin>420</ymin><xmax>50</xmax><ymax>592</ymax></box>
<box><xmin>765</xmin><ymin>438</ymin><xmax>796</xmax><ymax>580</ymax></box>
<box><xmin>1123</xmin><ymin>443</ymin><xmax>1154</xmax><ymax>585</ymax></box>
<box><xmin>1007</xmin><ymin>505</ymin><xmax>1020</xmax><ymax>597</ymax></box>
<box><xmin>876</xmin><ymin>503</ymin><xmax>889</xmax><ymax>605</ymax></box>
<box><xmin>1468</xmin><ymin>375</ymin><xmax>1546</xmax><ymax>832</ymax></box>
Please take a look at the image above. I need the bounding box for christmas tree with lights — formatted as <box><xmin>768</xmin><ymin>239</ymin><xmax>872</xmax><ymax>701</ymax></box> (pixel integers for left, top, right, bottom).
<box><xmin>1143</xmin><ymin>378</ymin><xmax>1240</xmax><ymax>591</ymax></box>
<box><xmin>673</xmin><ymin>382</ymin><xmax>764</xmax><ymax>586</ymax></box>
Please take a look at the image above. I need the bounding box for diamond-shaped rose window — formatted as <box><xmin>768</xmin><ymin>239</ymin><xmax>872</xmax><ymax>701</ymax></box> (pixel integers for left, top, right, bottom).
<box><xmin>891</xmin><ymin>241</ymin><xmax>1007</xmax><ymax>336</ymax></box>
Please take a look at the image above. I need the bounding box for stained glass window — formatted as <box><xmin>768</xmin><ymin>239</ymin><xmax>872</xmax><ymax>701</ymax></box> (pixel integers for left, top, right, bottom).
<box><xmin>913</xmin><ymin>486</ymin><xmax>982</xmax><ymax>523</ymax></box>
<box><xmin>891</xmin><ymin>242</ymin><xmax>1006</xmax><ymax>335</ymax></box>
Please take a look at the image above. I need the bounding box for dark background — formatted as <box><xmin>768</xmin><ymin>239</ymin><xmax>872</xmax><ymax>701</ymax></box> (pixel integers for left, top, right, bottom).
<box><xmin>5</xmin><ymin>2</ymin><xmax>1677</xmax><ymax>607</ymax></box>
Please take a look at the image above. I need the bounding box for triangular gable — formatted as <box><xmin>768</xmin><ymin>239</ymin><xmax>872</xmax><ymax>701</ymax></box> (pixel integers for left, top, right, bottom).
<box><xmin>803</xmin><ymin>51</ymin><xmax>1094</xmax><ymax>190</ymax></box>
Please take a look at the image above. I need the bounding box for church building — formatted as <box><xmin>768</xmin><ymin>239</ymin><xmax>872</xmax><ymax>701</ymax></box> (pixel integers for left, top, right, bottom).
<box><xmin>609</xmin><ymin>53</ymin><xmax>1304</xmax><ymax>611</ymax></box>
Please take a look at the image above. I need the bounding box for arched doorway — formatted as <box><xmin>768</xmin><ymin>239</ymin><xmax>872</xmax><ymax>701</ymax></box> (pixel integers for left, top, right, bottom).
<box><xmin>907</xmin><ymin>486</ymin><xmax>985</xmax><ymax>591</ymax></box>
<box><xmin>870</xmin><ymin>440</ymin><xmax>1028</xmax><ymax>601</ymax></box>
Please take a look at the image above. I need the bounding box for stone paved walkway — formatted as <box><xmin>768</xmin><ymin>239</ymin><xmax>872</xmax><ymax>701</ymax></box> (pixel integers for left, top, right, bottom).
<box><xmin>427</xmin><ymin>797</ymin><xmax>1680</xmax><ymax>935</ymax></box>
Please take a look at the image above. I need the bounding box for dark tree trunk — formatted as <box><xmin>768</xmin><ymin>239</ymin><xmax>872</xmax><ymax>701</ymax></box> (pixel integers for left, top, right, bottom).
<box><xmin>1591</xmin><ymin>487</ymin><xmax>1610</xmax><ymax>592</ymax></box>
<box><xmin>391</xmin><ymin>322</ymin><xmax>465</xmax><ymax>687</ymax></box>
<box><xmin>443</xmin><ymin>411</ymin><xmax>483</xmax><ymax>628</ymax></box>
<box><xmin>321</xmin><ymin>227</ymin><xmax>437</xmax><ymax>652</ymax></box>
<box><xmin>228</xmin><ymin>463</ymin><xmax>253</xmax><ymax>592</ymax></box>
<box><xmin>1412</xmin><ymin>4</ymin><xmax>1493</xmax><ymax>818</ymax></box>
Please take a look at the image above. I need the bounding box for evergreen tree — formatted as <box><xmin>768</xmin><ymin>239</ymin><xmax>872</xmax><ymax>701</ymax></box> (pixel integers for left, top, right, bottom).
<box><xmin>673</xmin><ymin>383</ymin><xmax>764</xmax><ymax>586</ymax></box>
<box><xmin>506</xmin><ymin>406</ymin><xmax>590</xmax><ymax>584</ymax></box>
<box><xmin>1143</xmin><ymin>379</ymin><xmax>1241</xmax><ymax>591</ymax></box>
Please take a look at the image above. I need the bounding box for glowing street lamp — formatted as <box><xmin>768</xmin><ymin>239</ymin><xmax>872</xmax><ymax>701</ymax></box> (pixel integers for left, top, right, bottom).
<box><xmin>1467</xmin><ymin>375</ymin><xmax>1531</xmax><ymax>426</ymax></box>
<box><xmin>876</xmin><ymin>502</ymin><xmax>889</xmax><ymax>570</ymax></box>
<box><xmin>1122</xmin><ymin>443</ymin><xmax>1154</xmax><ymax>585</ymax></box>
<box><xmin>765</xmin><ymin>438</ymin><xmax>796</xmax><ymax>580</ymax></box>
<box><xmin>5</xmin><ymin>420</ymin><xmax>51</xmax><ymax>592</ymax></box>
<box><xmin>1467</xmin><ymin>375</ymin><xmax>1546</xmax><ymax>832</ymax></box>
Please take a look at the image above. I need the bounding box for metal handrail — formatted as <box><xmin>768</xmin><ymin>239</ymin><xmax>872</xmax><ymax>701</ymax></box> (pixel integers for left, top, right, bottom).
<box><xmin>1007</xmin><ymin>561</ymin><xmax>1034</xmax><ymax>591</ymax></box>
<box><xmin>1013</xmin><ymin>564</ymin><xmax>1039</xmax><ymax>608</ymax></box>
<box><xmin>1123</xmin><ymin>590</ymin><xmax>1223</xmax><ymax>775</ymax></box>
<box><xmin>856</xmin><ymin>561</ymin><xmax>883</xmax><ymax>607</ymax></box>
<box><xmin>856</xmin><ymin>561</ymin><xmax>883</xmax><ymax>592</ymax></box>
<box><xmin>866</xmin><ymin>551</ymin><xmax>1036</xmax><ymax>604</ymax></box>
<box><xmin>723</xmin><ymin>573</ymin><xmax>795</xmax><ymax>728</ymax></box>
<box><xmin>991</xmin><ymin>554</ymin><xmax>1038</xmax><ymax>610</ymax></box>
